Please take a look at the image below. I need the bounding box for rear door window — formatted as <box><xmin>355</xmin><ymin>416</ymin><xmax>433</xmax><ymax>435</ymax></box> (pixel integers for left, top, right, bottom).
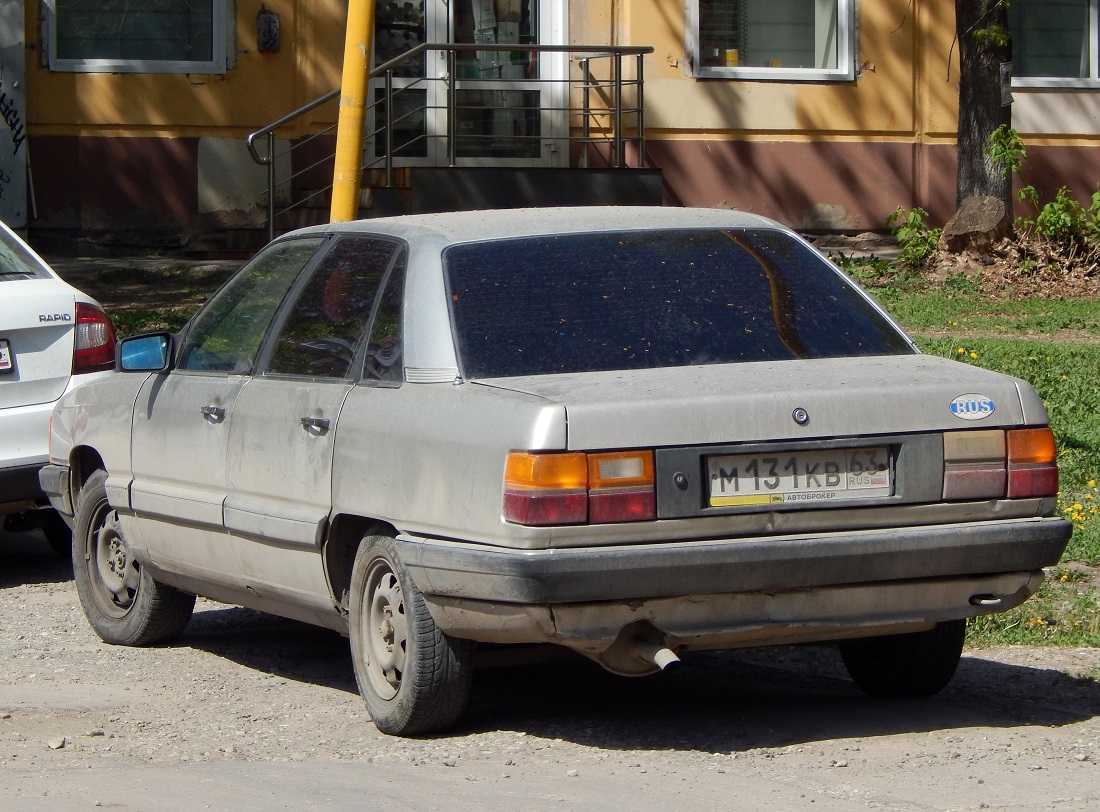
<box><xmin>444</xmin><ymin>228</ymin><xmax>915</xmax><ymax>378</ymax></box>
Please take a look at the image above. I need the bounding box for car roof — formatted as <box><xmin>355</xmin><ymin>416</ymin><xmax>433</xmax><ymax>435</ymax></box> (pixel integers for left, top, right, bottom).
<box><xmin>283</xmin><ymin>206</ymin><xmax>788</xmax><ymax>246</ymax></box>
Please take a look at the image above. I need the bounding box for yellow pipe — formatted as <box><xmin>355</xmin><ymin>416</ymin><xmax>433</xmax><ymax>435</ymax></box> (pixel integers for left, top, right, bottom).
<box><xmin>330</xmin><ymin>0</ymin><xmax>377</xmax><ymax>223</ymax></box>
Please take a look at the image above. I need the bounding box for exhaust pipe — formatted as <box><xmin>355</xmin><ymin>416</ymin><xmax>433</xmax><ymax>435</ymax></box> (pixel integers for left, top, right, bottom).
<box><xmin>638</xmin><ymin>640</ymin><xmax>682</xmax><ymax>672</ymax></box>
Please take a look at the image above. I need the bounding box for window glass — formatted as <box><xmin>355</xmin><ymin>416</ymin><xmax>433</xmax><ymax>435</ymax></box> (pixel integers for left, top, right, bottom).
<box><xmin>266</xmin><ymin>237</ymin><xmax>402</xmax><ymax>379</ymax></box>
<box><xmin>694</xmin><ymin>0</ymin><xmax>853</xmax><ymax>81</ymax></box>
<box><xmin>445</xmin><ymin>229</ymin><xmax>914</xmax><ymax>379</ymax></box>
<box><xmin>1009</xmin><ymin>0</ymin><xmax>1095</xmax><ymax>81</ymax></box>
<box><xmin>48</xmin><ymin>0</ymin><xmax>227</xmax><ymax>74</ymax></box>
<box><xmin>179</xmin><ymin>238</ymin><xmax>322</xmax><ymax>374</ymax></box>
<box><xmin>0</xmin><ymin>233</ymin><xmax>50</xmax><ymax>281</ymax></box>
<box><xmin>363</xmin><ymin>257</ymin><xmax>407</xmax><ymax>384</ymax></box>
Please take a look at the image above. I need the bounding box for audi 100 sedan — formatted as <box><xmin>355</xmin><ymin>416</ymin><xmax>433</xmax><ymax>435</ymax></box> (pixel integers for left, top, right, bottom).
<box><xmin>40</xmin><ymin>207</ymin><xmax>1071</xmax><ymax>735</ymax></box>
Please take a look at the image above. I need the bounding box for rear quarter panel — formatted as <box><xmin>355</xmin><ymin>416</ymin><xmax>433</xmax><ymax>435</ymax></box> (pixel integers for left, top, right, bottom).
<box><xmin>330</xmin><ymin>381</ymin><xmax>565</xmax><ymax>548</ymax></box>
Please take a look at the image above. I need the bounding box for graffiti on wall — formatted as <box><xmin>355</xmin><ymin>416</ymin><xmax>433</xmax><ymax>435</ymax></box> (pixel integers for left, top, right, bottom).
<box><xmin>0</xmin><ymin>0</ymin><xmax>26</xmax><ymax>226</ymax></box>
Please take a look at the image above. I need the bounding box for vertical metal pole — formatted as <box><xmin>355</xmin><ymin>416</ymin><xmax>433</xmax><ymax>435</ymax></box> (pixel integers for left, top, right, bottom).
<box><xmin>266</xmin><ymin>132</ymin><xmax>276</xmax><ymax>243</ymax></box>
<box><xmin>385</xmin><ymin>70</ymin><xmax>394</xmax><ymax>187</ymax></box>
<box><xmin>580</xmin><ymin>58</ymin><xmax>590</xmax><ymax>170</ymax></box>
<box><xmin>447</xmin><ymin>49</ymin><xmax>458</xmax><ymax>167</ymax></box>
<box><xmin>331</xmin><ymin>0</ymin><xmax>377</xmax><ymax>222</ymax></box>
<box><xmin>636</xmin><ymin>52</ymin><xmax>646</xmax><ymax>169</ymax></box>
<box><xmin>613</xmin><ymin>52</ymin><xmax>624</xmax><ymax>168</ymax></box>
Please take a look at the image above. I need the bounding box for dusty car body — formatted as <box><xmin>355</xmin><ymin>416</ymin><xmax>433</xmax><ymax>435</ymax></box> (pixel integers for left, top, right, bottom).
<box><xmin>41</xmin><ymin>207</ymin><xmax>1070</xmax><ymax>735</ymax></box>
<box><xmin>0</xmin><ymin>219</ymin><xmax>115</xmax><ymax>550</ymax></box>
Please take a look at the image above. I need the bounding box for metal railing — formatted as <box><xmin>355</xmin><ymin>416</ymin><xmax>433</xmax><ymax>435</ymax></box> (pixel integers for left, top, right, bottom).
<box><xmin>246</xmin><ymin>43</ymin><xmax>652</xmax><ymax>241</ymax></box>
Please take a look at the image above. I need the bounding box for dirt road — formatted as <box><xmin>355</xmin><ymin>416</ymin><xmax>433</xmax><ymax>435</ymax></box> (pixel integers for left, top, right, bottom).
<box><xmin>3</xmin><ymin>526</ymin><xmax>1100</xmax><ymax>811</ymax></box>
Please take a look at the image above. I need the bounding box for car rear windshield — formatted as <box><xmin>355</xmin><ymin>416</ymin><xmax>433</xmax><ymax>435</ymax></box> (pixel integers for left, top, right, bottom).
<box><xmin>0</xmin><ymin>234</ymin><xmax>50</xmax><ymax>281</ymax></box>
<box><xmin>444</xmin><ymin>228</ymin><xmax>916</xmax><ymax>378</ymax></box>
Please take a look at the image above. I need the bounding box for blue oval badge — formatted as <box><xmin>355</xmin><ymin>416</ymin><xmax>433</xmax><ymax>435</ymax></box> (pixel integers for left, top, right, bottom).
<box><xmin>950</xmin><ymin>394</ymin><xmax>996</xmax><ymax>421</ymax></box>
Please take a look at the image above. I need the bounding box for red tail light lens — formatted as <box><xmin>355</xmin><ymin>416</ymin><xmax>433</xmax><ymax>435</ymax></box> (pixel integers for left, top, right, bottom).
<box><xmin>73</xmin><ymin>302</ymin><xmax>117</xmax><ymax>374</ymax></box>
<box><xmin>503</xmin><ymin>450</ymin><xmax>656</xmax><ymax>526</ymax></box>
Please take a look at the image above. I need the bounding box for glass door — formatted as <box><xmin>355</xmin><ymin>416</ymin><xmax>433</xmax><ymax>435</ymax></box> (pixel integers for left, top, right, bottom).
<box><xmin>368</xmin><ymin>0</ymin><xmax>565</xmax><ymax>168</ymax></box>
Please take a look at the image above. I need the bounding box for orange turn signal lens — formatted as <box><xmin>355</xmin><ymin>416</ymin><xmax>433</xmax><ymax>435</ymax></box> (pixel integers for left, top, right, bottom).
<box><xmin>1007</xmin><ymin>427</ymin><xmax>1057</xmax><ymax>464</ymax></box>
<box><xmin>505</xmin><ymin>452</ymin><xmax>588</xmax><ymax>490</ymax></box>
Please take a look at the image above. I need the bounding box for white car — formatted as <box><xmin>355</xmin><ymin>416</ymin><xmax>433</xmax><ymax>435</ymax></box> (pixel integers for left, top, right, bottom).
<box><xmin>0</xmin><ymin>219</ymin><xmax>116</xmax><ymax>551</ymax></box>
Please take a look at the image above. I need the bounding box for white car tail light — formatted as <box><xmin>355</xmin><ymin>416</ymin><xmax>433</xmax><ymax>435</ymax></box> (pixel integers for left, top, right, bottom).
<box><xmin>73</xmin><ymin>303</ymin><xmax>117</xmax><ymax>374</ymax></box>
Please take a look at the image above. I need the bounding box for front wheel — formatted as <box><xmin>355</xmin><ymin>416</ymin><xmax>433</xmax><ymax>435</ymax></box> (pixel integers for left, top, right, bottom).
<box><xmin>72</xmin><ymin>469</ymin><xmax>195</xmax><ymax>646</ymax></box>
<box><xmin>839</xmin><ymin>620</ymin><xmax>966</xmax><ymax>698</ymax></box>
<box><xmin>349</xmin><ymin>535</ymin><xmax>474</xmax><ymax>736</ymax></box>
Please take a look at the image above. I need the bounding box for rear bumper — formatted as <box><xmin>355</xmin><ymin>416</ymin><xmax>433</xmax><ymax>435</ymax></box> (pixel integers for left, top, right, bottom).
<box><xmin>396</xmin><ymin>516</ymin><xmax>1072</xmax><ymax>604</ymax></box>
<box><xmin>396</xmin><ymin>517</ymin><xmax>1070</xmax><ymax>671</ymax></box>
<box><xmin>0</xmin><ymin>461</ymin><xmax>50</xmax><ymax>513</ymax></box>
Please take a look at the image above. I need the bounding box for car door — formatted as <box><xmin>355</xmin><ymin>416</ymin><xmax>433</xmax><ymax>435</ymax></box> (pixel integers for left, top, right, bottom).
<box><xmin>127</xmin><ymin>238</ymin><xmax>324</xmax><ymax>569</ymax></box>
<box><xmin>222</xmin><ymin>236</ymin><xmax>405</xmax><ymax>602</ymax></box>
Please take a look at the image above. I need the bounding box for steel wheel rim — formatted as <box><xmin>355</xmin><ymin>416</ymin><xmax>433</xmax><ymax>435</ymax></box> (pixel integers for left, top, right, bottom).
<box><xmin>362</xmin><ymin>558</ymin><xmax>409</xmax><ymax>701</ymax></box>
<box><xmin>85</xmin><ymin>503</ymin><xmax>140</xmax><ymax>619</ymax></box>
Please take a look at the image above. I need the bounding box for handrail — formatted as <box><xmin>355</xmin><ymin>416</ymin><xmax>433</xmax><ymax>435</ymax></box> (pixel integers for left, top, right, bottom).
<box><xmin>247</xmin><ymin>43</ymin><xmax>653</xmax><ymax>242</ymax></box>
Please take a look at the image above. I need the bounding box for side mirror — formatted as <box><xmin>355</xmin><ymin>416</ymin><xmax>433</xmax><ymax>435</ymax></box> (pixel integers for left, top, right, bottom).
<box><xmin>119</xmin><ymin>333</ymin><xmax>172</xmax><ymax>372</ymax></box>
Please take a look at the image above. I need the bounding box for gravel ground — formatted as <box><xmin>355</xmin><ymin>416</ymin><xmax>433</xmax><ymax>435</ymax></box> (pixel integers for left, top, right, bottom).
<box><xmin>4</xmin><ymin>527</ymin><xmax>1100</xmax><ymax>811</ymax></box>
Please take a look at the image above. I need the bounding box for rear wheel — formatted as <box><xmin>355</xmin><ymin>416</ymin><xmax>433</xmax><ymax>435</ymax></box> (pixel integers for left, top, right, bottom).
<box><xmin>349</xmin><ymin>535</ymin><xmax>474</xmax><ymax>735</ymax></box>
<box><xmin>72</xmin><ymin>469</ymin><xmax>195</xmax><ymax>646</ymax></box>
<box><xmin>839</xmin><ymin>620</ymin><xmax>966</xmax><ymax>698</ymax></box>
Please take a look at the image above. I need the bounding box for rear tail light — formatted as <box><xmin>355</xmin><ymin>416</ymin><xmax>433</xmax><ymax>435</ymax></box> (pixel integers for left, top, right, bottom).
<box><xmin>504</xmin><ymin>450</ymin><xmax>656</xmax><ymax>526</ymax></box>
<box><xmin>1007</xmin><ymin>428</ymin><xmax>1059</xmax><ymax>498</ymax></box>
<box><xmin>73</xmin><ymin>303</ymin><xmax>116</xmax><ymax>374</ymax></box>
<box><xmin>943</xmin><ymin>427</ymin><xmax>1058</xmax><ymax>500</ymax></box>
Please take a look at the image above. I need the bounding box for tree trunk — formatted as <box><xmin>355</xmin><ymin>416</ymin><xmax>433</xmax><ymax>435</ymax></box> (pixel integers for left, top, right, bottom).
<box><xmin>955</xmin><ymin>0</ymin><xmax>1012</xmax><ymax>214</ymax></box>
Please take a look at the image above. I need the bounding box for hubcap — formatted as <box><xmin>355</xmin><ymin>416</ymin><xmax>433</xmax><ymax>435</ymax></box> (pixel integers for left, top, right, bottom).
<box><xmin>89</xmin><ymin>509</ymin><xmax>140</xmax><ymax>615</ymax></box>
<box><xmin>363</xmin><ymin>561</ymin><xmax>409</xmax><ymax>700</ymax></box>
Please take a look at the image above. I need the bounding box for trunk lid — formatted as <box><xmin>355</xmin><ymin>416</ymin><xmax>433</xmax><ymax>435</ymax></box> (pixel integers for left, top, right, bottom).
<box><xmin>0</xmin><ymin>281</ymin><xmax>78</xmax><ymax>409</ymax></box>
<box><xmin>474</xmin><ymin>354</ymin><xmax>1043</xmax><ymax>450</ymax></box>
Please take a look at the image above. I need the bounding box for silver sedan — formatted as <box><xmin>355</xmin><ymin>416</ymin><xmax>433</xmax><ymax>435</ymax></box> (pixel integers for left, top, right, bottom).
<box><xmin>41</xmin><ymin>207</ymin><xmax>1070</xmax><ymax>735</ymax></box>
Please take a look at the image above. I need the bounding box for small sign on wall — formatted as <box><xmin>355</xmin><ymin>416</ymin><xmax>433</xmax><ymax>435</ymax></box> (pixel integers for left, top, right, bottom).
<box><xmin>1000</xmin><ymin>62</ymin><xmax>1013</xmax><ymax>107</ymax></box>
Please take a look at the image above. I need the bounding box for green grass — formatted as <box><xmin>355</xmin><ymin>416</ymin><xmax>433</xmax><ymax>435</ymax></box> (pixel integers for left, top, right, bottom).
<box><xmin>877</xmin><ymin>289</ymin><xmax>1100</xmax><ymax>337</ymax></box>
<box><xmin>968</xmin><ymin>567</ymin><xmax>1100</xmax><ymax>647</ymax></box>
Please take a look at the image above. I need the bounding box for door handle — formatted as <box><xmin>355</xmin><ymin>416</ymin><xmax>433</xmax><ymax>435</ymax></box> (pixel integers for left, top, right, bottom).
<box><xmin>200</xmin><ymin>405</ymin><xmax>226</xmax><ymax>422</ymax></box>
<box><xmin>299</xmin><ymin>416</ymin><xmax>331</xmax><ymax>433</ymax></box>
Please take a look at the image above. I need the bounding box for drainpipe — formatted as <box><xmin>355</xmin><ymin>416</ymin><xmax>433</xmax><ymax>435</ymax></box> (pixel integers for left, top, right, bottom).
<box><xmin>331</xmin><ymin>0</ymin><xmax>377</xmax><ymax>223</ymax></box>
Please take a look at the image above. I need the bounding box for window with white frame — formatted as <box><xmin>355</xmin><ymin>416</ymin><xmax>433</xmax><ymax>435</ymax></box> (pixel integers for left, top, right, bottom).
<box><xmin>692</xmin><ymin>0</ymin><xmax>855</xmax><ymax>81</ymax></box>
<box><xmin>1008</xmin><ymin>0</ymin><xmax>1100</xmax><ymax>88</ymax></box>
<box><xmin>46</xmin><ymin>0</ymin><xmax>229</xmax><ymax>74</ymax></box>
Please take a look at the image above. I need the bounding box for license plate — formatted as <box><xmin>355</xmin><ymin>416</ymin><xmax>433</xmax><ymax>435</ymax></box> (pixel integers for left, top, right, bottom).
<box><xmin>0</xmin><ymin>339</ymin><xmax>11</xmax><ymax>373</ymax></box>
<box><xmin>707</xmin><ymin>446</ymin><xmax>891</xmax><ymax>507</ymax></box>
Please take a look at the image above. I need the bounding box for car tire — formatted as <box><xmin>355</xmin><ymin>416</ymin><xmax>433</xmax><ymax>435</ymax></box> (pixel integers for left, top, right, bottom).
<box><xmin>839</xmin><ymin>619</ymin><xmax>966</xmax><ymax>698</ymax></box>
<box><xmin>72</xmin><ymin>469</ymin><xmax>195</xmax><ymax>646</ymax></box>
<box><xmin>349</xmin><ymin>535</ymin><xmax>474</xmax><ymax>736</ymax></box>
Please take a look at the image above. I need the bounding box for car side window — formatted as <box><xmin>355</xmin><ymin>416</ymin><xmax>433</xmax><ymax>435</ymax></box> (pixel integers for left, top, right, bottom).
<box><xmin>179</xmin><ymin>238</ymin><xmax>323</xmax><ymax>373</ymax></box>
<box><xmin>362</xmin><ymin>253</ymin><xmax>406</xmax><ymax>385</ymax></box>
<box><xmin>265</xmin><ymin>237</ymin><xmax>402</xmax><ymax>379</ymax></box>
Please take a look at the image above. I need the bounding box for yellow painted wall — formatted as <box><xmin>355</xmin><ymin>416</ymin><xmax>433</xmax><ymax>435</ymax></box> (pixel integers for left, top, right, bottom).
<box><xmin>25</xmin><ymin>0</ymin><xmax>345</xmax><ymax>138</ymax></box>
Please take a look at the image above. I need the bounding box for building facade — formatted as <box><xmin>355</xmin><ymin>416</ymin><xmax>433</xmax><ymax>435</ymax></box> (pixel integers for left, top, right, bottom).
<box><xmin>9</xmin><ymin>0</ymin><xmax>1100</xmax><ymax>248</ymax></box>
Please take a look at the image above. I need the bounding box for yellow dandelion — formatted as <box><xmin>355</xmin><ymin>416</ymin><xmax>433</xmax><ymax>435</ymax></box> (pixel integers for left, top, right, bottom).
<box><xmin>1089</xmin><ymin>480</ymin><xmax>1096</xmax><ymax>488</ymax></box>
<box><xmin>970</xmin><ymin>352</ymin><xmax>978</xmax><ymax>359</ymax></box>
<box><xmin>957</xmin><ymin>348</ymin><xmax>965</xmax><ymax>354</ymax></box>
